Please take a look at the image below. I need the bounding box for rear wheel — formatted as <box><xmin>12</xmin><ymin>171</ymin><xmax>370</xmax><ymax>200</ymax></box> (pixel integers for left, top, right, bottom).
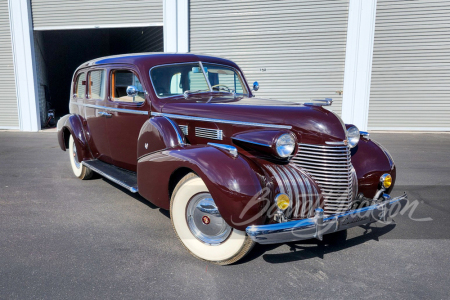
<box><xmin>68</xmin><ymin>134</ymin><xmax>93</xmax><ymax>180</ymax></box>
<box><xmin>170</xmin><ymin>173</ymin><xmax>255</xmax><ymax>265</ymax></box>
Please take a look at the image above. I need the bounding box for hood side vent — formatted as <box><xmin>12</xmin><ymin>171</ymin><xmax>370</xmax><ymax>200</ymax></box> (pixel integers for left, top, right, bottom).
<box><xmin>195</xmin><ymin>127</ymin><xmax>223</xmax><ymax>140</ymax></box>
<box><xmin>179</xmin><ymin>125</ymin><xmax>188</xmax><ymax>135</ymax></box>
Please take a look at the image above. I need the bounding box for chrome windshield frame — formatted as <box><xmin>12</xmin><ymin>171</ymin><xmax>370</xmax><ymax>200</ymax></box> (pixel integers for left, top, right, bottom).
<box><xmin>149</xmin><ymin>61</ymin><xmax>249</xmax><ymax>99</ymax></box>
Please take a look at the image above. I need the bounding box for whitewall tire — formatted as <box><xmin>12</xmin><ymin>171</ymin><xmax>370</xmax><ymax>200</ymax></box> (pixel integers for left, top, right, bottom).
<box><xmin>68</xmin><ymin>134</ymin><xmax>93</xmax><ymax>180</ymax></box>
<box><xmin>170</xmin><ymin>173</ymin><xmax>255</xmax><ymax>265</ymax></box>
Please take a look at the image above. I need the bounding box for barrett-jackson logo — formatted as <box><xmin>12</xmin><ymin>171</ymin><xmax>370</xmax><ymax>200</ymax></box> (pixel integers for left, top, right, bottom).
<box><xmin>341</xmin><ymin>215</ymin><xmax>370</xmax><ymax>226</ymax></box>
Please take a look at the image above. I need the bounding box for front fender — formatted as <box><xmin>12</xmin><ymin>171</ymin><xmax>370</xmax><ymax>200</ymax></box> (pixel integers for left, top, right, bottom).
<box><xmin>57</xmin><ymin>114</ymin><xmax>92</xmax><ymax>162</ymax></box>
<box><xmin>137</xmin><ymin>145</ymin><xmax>269</xmax><ymax>231</ymax></box>
<box><xmin>351</xmin><ymin>138</ymin><xmax>396</xmax><ymax>198</ymax></box>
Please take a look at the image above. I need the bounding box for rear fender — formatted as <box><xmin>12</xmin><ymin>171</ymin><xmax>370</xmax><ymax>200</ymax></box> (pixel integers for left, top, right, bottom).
<box><xmin>137</xmin><ymin>145</ymin><xmax>269</xmax><ymax>231</ymax></box>
<box><xmin>57</xmin><ymin>114</ymin><xmax>92</xmax><ymax>162</ymax></box>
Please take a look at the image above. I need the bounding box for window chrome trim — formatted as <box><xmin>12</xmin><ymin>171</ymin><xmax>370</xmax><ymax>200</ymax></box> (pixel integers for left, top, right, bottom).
<box><xmin>149</xmin><ymin>61</ymin><xmax>250</xmax><ymax>99</ymax></box>
<box><xmin>75</xmin><ymin>103</ymin><xmax>149</xmax><ymax>115</ymax></box>
<box><xmin>151</xmin><ymin>112</ymin><xmax>292</xmax><ymax>129</ymax></box>
<box><xmin>199</xmin><ymin>61</ymin><xmax>212</xmax><ymax>91</ymax></box>
<box><xmin>149</xmin><ymin>62</ymin><xmax>209</xmax><ymax>99</ymax></box>
<box><xmin>201</xmin><ymin>62</ymin><xmax>249</xmax><ymax>95</ymax></box>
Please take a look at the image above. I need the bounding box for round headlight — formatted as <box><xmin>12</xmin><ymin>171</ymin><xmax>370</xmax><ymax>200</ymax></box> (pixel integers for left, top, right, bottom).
<box><xmin>275</xmin><ymin>133</ymin><xmax>296</xmax><ymax>158</ymax></box>
<box><xmin>347</xmin><ymin>126</ymin><xmax>360</xmax><ymax>148</ymax></box>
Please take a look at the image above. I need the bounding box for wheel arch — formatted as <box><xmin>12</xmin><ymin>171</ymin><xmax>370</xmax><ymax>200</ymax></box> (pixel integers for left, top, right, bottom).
<box><xmin>168</xmin><ymin>167</ymin><xmax>196</xmax><ymax>201</ymax></box>
<box><xmin>137</xmin><ymin>145</ymin><xmax>269</xmax><ymax>231</ymax></box>
<box><xmin>57</xmin><ymin>114</ymin><xmax>93</xmax><ymax>162</ymax></box>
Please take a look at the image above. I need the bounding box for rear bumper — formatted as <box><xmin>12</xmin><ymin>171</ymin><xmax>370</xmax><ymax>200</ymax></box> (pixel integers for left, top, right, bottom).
<box><xmin>246</xmin><ymin>193</ymin><xmax>408</xmax><ymax>244</ymax></box>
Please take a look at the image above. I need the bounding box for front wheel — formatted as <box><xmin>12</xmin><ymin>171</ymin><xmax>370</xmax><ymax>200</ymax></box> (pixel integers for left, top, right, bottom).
<box><xmin>170</xmin><ymin>173</ymin><xmax>255</xmax><ymax>265</ymax></box>
<box><xmin>68</xmin><ymin>134</ymin><xmax>93</xmax><ymax>180</ymax></box>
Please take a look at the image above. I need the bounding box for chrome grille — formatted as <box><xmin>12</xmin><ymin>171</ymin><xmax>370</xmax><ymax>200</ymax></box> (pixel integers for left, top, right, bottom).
<box><xmin>179</xmin><ymin>125</ymin><xmax>188</xmax><ymax>135</ymax></box>
<box><xmin>195</xmin><ymin>127</ymin><xmax>223</xmax><ymax>140</ymax></box>
<box><xmin>292</xmin><ymin>143</ymin><xmax>355</xmax><ymax>215</ymax></box>
<box><xmin>265</xmin><ymin>164</ymin><xmax>321</xmax><ymax>219</ymax></box>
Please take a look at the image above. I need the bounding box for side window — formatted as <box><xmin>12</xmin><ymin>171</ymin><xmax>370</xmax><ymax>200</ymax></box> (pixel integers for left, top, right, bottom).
<box><xmin>111</xmin><ymin>70</ymin><xmax>145</xmax><ymax>103</ymax></box>
<box><xmin>88</xmin><ymin>70</ymin><xmax>105</xmax><ymax>99</ymax></box>
<box><xmin>74</xmin><ymin>72</ymin><xmax>86</xmax><ymax>98</ymax></box>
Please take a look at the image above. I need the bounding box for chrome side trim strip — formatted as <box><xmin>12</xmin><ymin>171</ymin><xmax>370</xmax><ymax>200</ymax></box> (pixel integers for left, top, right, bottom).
<box><xmin>77</xmin><ymin>103</ymin><xmax>149</xmax><ymax>115</ymax></box>
<box><xmin>208</xmin><ymin>143</ymin><xmax>238</xmax><ymax>158</ymax></box>
<box><xmin>81</xmin><ymin>161</ymin><xmax>138</xmax><ymax>193</ymax></box>
<box><xmin>231</xmin><ymin>137</ymin><xmax>271</xmax><ymax>147</ymax></box>
<box><xmin>150</xmin><ymin>112</ymin><xmax>292</xmax><ymax>129</ymax></box>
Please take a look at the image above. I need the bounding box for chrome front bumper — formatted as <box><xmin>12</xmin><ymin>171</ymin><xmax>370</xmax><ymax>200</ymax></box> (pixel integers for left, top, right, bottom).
<box><xmin>246</xmin><ymin>193</ymin><xmax>408</xmax><ymax>244</ymax></box>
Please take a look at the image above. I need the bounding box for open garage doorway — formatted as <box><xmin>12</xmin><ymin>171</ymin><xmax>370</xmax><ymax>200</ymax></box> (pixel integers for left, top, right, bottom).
<box><xmin>33</xmin><ymin>26</ymin><xmax>163</xmax><ymax>127</ymax></box>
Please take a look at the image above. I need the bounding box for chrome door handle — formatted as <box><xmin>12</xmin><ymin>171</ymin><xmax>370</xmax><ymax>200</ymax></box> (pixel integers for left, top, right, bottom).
<box><xmin>98</xmin><ymin>111</ymin><xmax>112</xmax><ymax>117</ymax></box>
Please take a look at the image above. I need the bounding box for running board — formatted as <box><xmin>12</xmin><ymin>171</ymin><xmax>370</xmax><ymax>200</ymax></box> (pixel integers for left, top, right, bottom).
<box><xmin>82</xmin><ymin>160</ymin><xmax>138</xmax><ymax>193</ymax></box>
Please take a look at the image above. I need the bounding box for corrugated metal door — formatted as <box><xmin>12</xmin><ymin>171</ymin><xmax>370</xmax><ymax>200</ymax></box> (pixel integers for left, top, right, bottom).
<box><xmin>190</xmin><ymin>0</ymin><xmax>349</xmax><ymax>115</ymax></box>
<box><xmin>369</xmin><ymin>0</ymin><xmax>450</xmax><ymax>130</ymax></box>
<box><xmin>0</xmin><ymin>0</ymin><xmax>19</xmax><ymax>129</ymax></box>
<box><xmin>31</xmin><ymin>0</ymin><xmax>163</xmax><ymax>30</ymax></box>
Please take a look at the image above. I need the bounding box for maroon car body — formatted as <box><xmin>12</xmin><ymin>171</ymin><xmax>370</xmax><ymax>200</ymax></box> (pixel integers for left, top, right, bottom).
<box><xmin>57</xmin><ymin>53</ymin><xmax>406</xmax><ymax>264</ymax></box>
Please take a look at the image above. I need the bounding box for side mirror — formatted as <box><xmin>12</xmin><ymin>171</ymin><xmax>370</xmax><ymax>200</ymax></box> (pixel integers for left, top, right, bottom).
<box><xmin>126</xmin><ymin>85</ymin><xmax>138</xmax><ymax>97</ymax></box>
<box><xmin>252</xmin><ymin>81</ymin><xmax>259</xmax><ymax>91</ymax></box>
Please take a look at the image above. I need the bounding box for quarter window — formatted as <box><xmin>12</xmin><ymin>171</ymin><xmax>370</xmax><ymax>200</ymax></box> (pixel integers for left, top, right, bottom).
<box><xmin>74</xmin><ymin>72</ymin><xmax>86</xmax><ymax>98</ymax></box>
<box><xmin>88</xmin><ymin>70</ymin><xmax>105</xmax><ymax>99</ymax></box>
<box><xmin>110</xmin><ymin>70</ymin><xmax>145</xmax><ymax>103</ymax></box>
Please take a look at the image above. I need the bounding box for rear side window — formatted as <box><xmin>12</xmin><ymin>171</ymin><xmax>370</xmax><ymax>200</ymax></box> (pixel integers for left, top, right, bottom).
<box><xmin>88</xmin><ymin>70</ymin><xmax>105</xmax><ymax>99</ymax></box>
<box><xmin>75</xmin><ymin>72</ymin><xmax>86</xmax><ymax>98</ymax></box>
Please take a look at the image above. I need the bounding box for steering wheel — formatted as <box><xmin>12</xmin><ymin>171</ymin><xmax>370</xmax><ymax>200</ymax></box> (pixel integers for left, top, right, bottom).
<box><xmin>211</xmin><ymin>84</ymin><xmax>232</xmax><ymax>93</ymax></box>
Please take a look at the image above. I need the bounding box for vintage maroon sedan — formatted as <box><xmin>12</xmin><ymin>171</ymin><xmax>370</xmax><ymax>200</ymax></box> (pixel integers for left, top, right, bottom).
<box><xmin>57</xmin><ymin>53</ymin><xmax>407</xmax><ymax>265</ymax></box>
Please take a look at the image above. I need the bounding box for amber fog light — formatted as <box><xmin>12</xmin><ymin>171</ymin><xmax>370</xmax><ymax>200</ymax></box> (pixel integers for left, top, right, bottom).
<box><xmin>275</xmin><ymin>193</ymin><xmax>290</xmax><ymax>211</ymax></box>
<box><xmin>380</xmin><ymin>173</ymin><xmax>392</xmax><ymax>189</ymax></box>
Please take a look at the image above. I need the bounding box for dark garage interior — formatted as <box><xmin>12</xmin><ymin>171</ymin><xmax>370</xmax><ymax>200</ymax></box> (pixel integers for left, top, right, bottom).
<box><xmin>34</xmin><ymin>26</ymin><xmax>163</xmax><ymax>125</ymax></box>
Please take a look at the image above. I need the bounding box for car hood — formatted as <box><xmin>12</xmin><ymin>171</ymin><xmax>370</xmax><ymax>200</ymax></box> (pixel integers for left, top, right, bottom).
<box><xmin>159</xmin><ymin>94</ymin><xmax>347</xmax><ymax>144</ymax></box>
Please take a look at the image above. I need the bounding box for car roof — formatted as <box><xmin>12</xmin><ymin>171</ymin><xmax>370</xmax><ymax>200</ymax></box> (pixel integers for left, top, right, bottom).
<box><xmin>75</xmin><ymin>53</ymin><xmax>238</xmax><ymax>71</ymax></box>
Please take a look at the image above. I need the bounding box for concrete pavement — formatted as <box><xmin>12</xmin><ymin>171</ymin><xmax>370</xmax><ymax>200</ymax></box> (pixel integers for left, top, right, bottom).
<box><xmin>0</xmin><ymin>131</ymin><xmax>449</xmax><ymax>299</ymax></box>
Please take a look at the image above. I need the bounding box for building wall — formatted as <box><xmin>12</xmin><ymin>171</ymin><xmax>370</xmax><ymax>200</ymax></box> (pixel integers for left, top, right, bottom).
<box><xmin>369</xmin><ymin>0</ymin><xmax>450</xmax><ymax>130</ymax></box>
<box><xmin>0</xmin><ymin>0</ymin><xmax>19</xmax><ymax>129</ymax></box>
<box><xmin>30</xmin><ymin>0</ymin><xmax>163</xmax><ymax>30</ymax></box>
<box><xmin>189</xmin><ymin>0</ymin><xmax>350</xmax><ymax>115</ymax></box>
<box><xmin>33</xmin><ymin>30</ymin><xmax>48</xmax><ymax>127</ymax></box>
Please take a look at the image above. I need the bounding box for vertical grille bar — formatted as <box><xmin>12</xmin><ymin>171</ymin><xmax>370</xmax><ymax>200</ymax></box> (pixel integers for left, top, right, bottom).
<box><xmin>292</xmin><ymin>143</ymin><xmax>355</xmax><ymax>215</ymax></box>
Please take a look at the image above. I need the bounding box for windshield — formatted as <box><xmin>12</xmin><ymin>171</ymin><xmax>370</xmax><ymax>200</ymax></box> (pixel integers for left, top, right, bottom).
<box><xmin>150</xmin><ymin>62</ymin><xmax>248</xmax><ymax>98</ymax></box>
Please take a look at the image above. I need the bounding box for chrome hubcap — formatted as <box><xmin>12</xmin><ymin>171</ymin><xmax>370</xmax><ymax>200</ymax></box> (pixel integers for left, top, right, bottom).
<box><xmin>186</xmin><ymin>193</ymin><xmax>232</xmax><ymax>245</ymax></box>
<box><xmin>72</xmin><ymin>141</ymin><xmax>81</xmax><ymax>169</ymax></box>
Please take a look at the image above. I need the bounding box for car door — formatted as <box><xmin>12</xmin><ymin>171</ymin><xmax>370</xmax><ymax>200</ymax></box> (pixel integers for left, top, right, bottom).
<box><xmin>105</xmin><ymin>66</ymin><xmax>150</xmax><ymax>172</ymax></box>
<box><xmin>79</xmin><ymin>69</ymin><xmax>112</xmax><ymax>164</ymax></box>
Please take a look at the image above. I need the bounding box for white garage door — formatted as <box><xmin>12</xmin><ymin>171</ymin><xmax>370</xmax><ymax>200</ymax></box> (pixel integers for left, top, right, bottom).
<box><xmin>369</xmin><ymin>0</ymin><xmax>450</xmax><ymax>130</ymax></box>
<box><xmin>190</xmin><ymin>0</ymin><xmax>349</xmax><ymax>115</ymax></box>
<box><xmin>0</xmin><ymin>0</ymin><xmax>19</xmax><ymax>129</ymax></box>
<box><xmin>31</xmin><ymin>0</ymin><xmax>163</xmax><ymax>30</ymax></box>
